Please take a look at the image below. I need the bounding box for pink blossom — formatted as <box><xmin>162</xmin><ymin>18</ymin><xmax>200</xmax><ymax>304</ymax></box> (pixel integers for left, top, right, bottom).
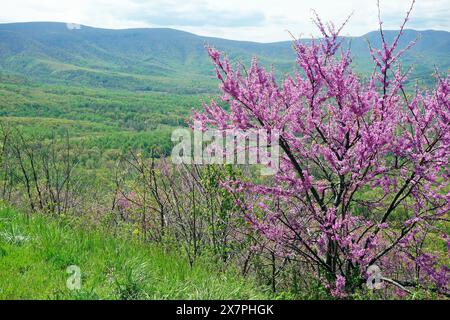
<box><xmin>193</xmin><ymin>2</ymin><xmax>449</xmax><ymax>296</ymax></box>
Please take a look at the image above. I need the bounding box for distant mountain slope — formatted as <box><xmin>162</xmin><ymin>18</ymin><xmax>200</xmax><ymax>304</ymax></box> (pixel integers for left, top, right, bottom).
<box><xmin>0</xmin><ymin>22</ymin><xmax>448</xmax><ymax>93</ymax></box>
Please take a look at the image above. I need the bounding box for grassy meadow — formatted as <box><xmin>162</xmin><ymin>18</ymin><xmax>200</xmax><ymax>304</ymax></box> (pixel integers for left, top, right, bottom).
<box><xmin>0</xmin><ymin>204</ymin><xmax>271</xmax><ymax>300</ymax></box>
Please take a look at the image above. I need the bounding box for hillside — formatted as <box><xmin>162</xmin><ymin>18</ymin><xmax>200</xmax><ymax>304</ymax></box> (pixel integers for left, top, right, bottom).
<box><xmin>0</xmin><ymin>22</ymin><xmax>449</xmax><ymax>93</ymax></box>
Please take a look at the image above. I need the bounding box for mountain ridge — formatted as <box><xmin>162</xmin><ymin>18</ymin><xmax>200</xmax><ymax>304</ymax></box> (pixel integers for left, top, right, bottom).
<box><xmin>0</xmin><ymin>22</ymin><xmax>448</xmax><ymax>93</ymax></box>
<box><xmin>2</xmin><ymin>21</ymin><xmax>449</xmax><ymax>44</ymax></box>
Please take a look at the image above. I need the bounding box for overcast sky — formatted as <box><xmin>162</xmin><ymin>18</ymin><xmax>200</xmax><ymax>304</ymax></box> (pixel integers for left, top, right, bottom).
<box><xmin>0</xmin><ymin>0</ymin><xmax>448</xmax><ymax>42</ymax></box>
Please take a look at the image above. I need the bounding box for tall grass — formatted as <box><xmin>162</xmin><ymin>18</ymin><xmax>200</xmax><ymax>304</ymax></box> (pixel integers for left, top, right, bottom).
<box><xmin>0</xmin><ymin>203</ymin><xmax>270</xmax><ymax>300</ymax></box>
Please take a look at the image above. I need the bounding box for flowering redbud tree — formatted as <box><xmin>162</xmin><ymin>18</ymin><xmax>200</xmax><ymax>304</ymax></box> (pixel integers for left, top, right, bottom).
<box><xmin>192</xmin><ymin>2</ymin><xmax>449</xmax><ymax>297</ymax></box>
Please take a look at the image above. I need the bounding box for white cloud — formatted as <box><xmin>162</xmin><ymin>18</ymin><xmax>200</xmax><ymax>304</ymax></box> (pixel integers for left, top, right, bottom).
<box><xmin>0</xmin><ymin>0</ymin><xmax>448</xmax><ymax>42</ymax></box>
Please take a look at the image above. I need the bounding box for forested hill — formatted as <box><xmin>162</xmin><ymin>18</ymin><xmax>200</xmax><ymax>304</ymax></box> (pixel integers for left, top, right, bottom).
<box><xmin>0</xmin><ymin>22</ymin><xmax>449</xmax><ymax>93</ymax></box>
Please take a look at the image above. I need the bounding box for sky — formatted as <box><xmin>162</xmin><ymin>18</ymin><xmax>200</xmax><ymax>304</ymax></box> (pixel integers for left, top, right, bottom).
<box><xmin>0</xmin><ymin>0</ymin><xmax>449</xmax><ymax>42</ymax></box>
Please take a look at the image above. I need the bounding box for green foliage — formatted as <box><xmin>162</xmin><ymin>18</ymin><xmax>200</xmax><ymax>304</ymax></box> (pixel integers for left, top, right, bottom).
<box><xmin>0</xmin><ymin>81</ymin><xmax>207</xmax><ymax>131</ymax></box>
<box><xmin>0</xmin><ymin>79</ymin><xmax>208</xmax><ymax>157</ymax></box>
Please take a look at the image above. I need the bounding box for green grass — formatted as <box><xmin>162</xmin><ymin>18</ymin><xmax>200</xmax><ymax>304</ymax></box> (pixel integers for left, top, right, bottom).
<box><xmin>0</xmin><ymin>204</ymin><xmax>271</xmax><ymax>300</ymax></box>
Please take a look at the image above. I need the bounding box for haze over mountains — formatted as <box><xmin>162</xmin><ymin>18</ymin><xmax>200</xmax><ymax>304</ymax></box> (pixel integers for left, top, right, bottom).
<box><xmin>0</xmin><ymin>22</ymin><xmax>449</xmax><ymax>93</ymax></box>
